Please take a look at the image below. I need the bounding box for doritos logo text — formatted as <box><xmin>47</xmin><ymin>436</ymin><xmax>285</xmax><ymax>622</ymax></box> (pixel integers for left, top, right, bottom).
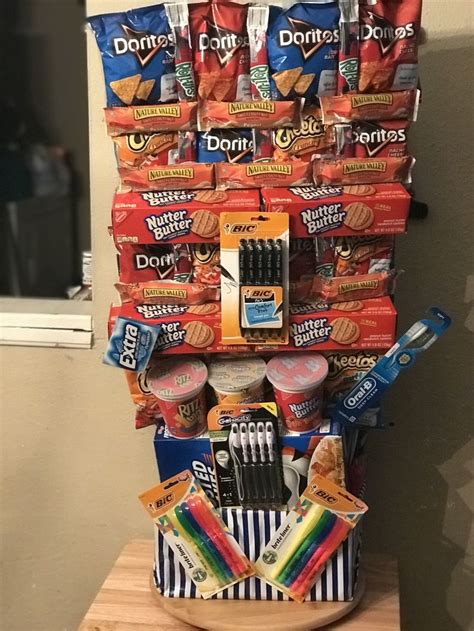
<box><xmin>360</xmin><ymin>11</ymin><xmax>416</xmax><ymax>57</ymax></box>
<box><xmin>279</xmin><ymin>18</ymin><xmax>339</xmax><ymax>59</ymax></box>
<box><xmin>198</xmin><ymin>21</ymin><xmax>249</xmax><ymax>66</ymax></box>
<box><xmin>113</xmin><ymin>25</ymin><xmax>172</xmax><ymax>65</ymax></box>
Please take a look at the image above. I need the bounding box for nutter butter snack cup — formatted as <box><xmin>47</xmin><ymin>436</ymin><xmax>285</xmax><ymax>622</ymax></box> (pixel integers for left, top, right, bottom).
<box><xmin>148</xmin><ymin>357</ymin><xmax>208</xmax><ymax>439</ymax></box>
<box><xmin>266</xmin><ymin>353</ymin><xmax>328</xmax><ymax>433</ymax></box>
<box><xmin>208</xmin><ymin>357</ymin><xmax>266</xmax><ymax>404</ymax></box>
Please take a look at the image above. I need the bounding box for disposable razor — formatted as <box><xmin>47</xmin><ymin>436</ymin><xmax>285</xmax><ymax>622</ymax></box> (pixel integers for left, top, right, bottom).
<box><xmin>229</xmin><ymin>422</ymin><xmax>244</xmax><ymax>503</ymax></box>
<box><xmin>332</xmin><ymin>307</ymin><xmax>451</xmax><ymax>426</ymax></box>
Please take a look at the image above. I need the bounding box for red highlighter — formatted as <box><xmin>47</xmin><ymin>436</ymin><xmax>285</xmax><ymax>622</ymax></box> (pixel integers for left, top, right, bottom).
<box><xmin>290</xmin><ymin>520</ymin><xmax>350</xmax><ymax>599</ymax></box>
<box><xmin>187</xmin><ymin>496</ymin><xmax>249</xmax><ymax>576</ymax></box>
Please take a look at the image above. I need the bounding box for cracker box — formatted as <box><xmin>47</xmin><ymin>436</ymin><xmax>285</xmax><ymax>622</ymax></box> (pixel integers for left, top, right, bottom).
<box><xmin>284</xmin><ymin>297</ymin><xmax>396</xmax><ymax>351</ymax></box>
<box><xmin>112</xmin><ymin>189</ymin><xmax>261</xmax><ymax>246</ymax></box>
<box><xmin>261</xmin><ymin>183</ymin><xmax>410</xmax><ymax>237</ymax></box>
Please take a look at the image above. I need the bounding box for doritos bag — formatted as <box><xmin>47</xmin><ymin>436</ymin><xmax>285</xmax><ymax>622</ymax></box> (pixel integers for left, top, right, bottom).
<box><xmin>190</xmin><ymin>0</ymin><xmax>251</xmax><ymax>102</ymax></box>
<box><xmin>358</xmin><ymin>0</ymin><xmax>422</xmax><ymax>93</ymax></box>
<box><xmin>197</xmin><ymin>129</ymin><xmax>253</xmax><ymax>163</ymax></box>
<box><xmin>267</xmin><ymin>1</ymin><xmax>340</xmax><ymax>101</ymax></box>
<box><xmin>88</xmin><ymin>5</ymin><xmax>176</xmax><ymax>106</ymax></box>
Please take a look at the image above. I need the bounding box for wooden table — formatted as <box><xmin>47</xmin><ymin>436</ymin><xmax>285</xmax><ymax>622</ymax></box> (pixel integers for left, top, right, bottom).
<box><xmin>78</xmin><ymin>540</ymin><xmax>400</xmax><ymax>631</ymax></box>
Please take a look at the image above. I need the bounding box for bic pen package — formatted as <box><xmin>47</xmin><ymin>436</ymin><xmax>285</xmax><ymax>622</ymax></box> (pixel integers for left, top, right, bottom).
<box><xmin>255</xmin><ymin>473</ymin><xmax>368</xmax><ymax>603</ymax></box>
<box><xmin>220</xmin><ymin>212</ymin><xmax>289</xmax><ymax>345</ymax></box>
<box><xmin>208</xmin><ymin>403</ymin><xmax>284</xmax><ymax>510</ymax></box>
<box><xmin>332</xmin><ymin>307</ymin><xmax>452</xmax><ymax>427</ymax></box>
<box><xmin>139</xmin><ymin>470</ymin><xmax>254</xmax><ymax>598</ymax></box>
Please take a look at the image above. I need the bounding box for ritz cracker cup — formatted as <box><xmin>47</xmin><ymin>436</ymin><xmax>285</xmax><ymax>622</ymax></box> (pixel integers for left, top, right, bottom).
<box><xmin>266</xmin><ymin>353</ymin><xmax>329</xmax><ymax>433</ymax></box>
<box><xmin>207</xmin><ymin>357</ymin><xmax>267</xmax><ymax>404</ymax></box>
<box><xmin>148</xmin><ymin>357</ymin><xmax>208</xmax><ymax>439</ymax></box>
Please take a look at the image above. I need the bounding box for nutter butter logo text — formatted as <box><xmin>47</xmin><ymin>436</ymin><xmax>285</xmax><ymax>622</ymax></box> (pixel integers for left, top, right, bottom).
<box><xmin>290</xmin><ymin>185</ymin><xmax>343</xmax><ymax>200</ymax></box>
<box><xmin>155</xmin><ymin>321</ymin><xmax>186</xmax><ymax>351</ymax></box>
<box><xmin>141</xmin><ymin>191</ymin><xmax>194</xmax><ymax>206</ymax></box>
<box><xmin>145</xmin><ymin>210</ymin><xmax>192</xmax><ymax>240</ymax></box>
<box><xmin>300</xmin><ymin>202</ymin><xmax>345</xmax><ymax>235</ymax></box>
<box><xmin>290</xmin><ymin>317</ymin><xmax>332</xmax><ymax>347</ymax></box>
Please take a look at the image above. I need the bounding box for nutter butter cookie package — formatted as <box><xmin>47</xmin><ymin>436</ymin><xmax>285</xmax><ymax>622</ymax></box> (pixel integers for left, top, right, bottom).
<box><xmin>112</xmin><ymin>189</ymin><xmax>260</xmax><ymax>245</ymax></box>
<box><xmin>261</xmin><ymin>183</ymin><xmax>410</xmax><ymax>238</ymax></box>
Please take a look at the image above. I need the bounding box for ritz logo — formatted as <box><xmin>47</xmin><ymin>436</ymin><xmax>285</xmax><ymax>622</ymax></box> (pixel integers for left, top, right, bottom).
<box><xmin>224</xmin><ymin>223</ymin><xmax>257</xmax><ymax>234</ymax></box>
<box><xmin>361</xmin><ymin>11</ymin><xmax>416</xmax><ymax>56</ymax></box>
<box><xmin>148</xmin><ymin>493</ymin><xmax>174</xmax><ymax>511</ymax></box>
<box><xmin>113</xmin><ymin>25</ymin><xmax>172</xmax><ymax>65</ymax></box>
<box><xmin>280</xmin><ymin>18</ymin><xmax>339</xmax><ymax>59</ymax></box>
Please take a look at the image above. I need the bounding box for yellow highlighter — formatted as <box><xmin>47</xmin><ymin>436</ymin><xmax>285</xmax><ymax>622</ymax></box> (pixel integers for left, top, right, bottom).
<box><xmin>269</xmin><ymin>503</ymin><xmax>325</xmax><ymax>579</ymax></box>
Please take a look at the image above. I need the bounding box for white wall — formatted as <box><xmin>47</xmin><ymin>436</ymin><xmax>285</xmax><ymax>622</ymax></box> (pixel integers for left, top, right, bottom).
<box><xmin>0</xmin><ymin>1</ymin><xmax>473</xmax><ymax>630</ymax></box>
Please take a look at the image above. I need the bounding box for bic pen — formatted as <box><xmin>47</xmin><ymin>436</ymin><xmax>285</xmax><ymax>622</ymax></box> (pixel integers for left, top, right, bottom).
<box><xmin>229</xmin><ymin>423</ymin><xmax>244</xmax><ymax>503</ymax></box>
<box><xmin>257</xmin><ymin>421</ymin><xmax>269</xmax><ymax>505</ymax></box>
<box><xmin>187</xmin><ymin>495</ymin><xmax>248</xmax><ymax>576</ymax></box>
<box><xmin>266</xmin><ymin>421</ymin><xmax>282</xmax><ymax>506</ymax></box>
<box><xmin>240</xmin><ymin>424</ymin><xmax>252</xmax><ymax>506</ymax></box>
<box><xmin>248</xmin><ymin>422</ymin><xmax>261</xmax><ymax>503</ymax></box>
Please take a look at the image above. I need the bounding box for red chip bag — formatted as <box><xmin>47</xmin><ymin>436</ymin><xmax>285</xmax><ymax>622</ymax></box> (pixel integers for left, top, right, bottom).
<box><xmin>191</xmin><ymin>0</ymin><xmax>250</xmax><ymax>102</ymax></box>
<box><xmin>352</xmin><ymin>120</ymin><xmax>409</xmax><ymax>158</ymax></box>
<box><xmin>118</xmin><ymin>244</ymin><xmax>177</xmax><ymax>283</ymax></box>
<box><xmin>359</xmin><ymin>0</ymin><xmax>422</xmax><ymax>93</ymax></box>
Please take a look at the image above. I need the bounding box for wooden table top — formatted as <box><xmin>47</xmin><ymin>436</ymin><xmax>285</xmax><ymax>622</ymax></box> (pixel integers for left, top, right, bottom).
<box><xmin>78</xmin><ymin>539</ymin><xmax>400</xmax><ymax>631</ymax></box>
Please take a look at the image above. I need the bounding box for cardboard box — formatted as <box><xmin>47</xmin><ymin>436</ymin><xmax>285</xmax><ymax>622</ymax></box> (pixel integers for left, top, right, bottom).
<box><xmin>261</xmin><ymin>183</ymin><xmax>410</xmax><ymax>238</ymax></box>
<box><xmin>112</xmin><ymin>189</ymin><xmax>261</xmax><ymax>246</ymax></box>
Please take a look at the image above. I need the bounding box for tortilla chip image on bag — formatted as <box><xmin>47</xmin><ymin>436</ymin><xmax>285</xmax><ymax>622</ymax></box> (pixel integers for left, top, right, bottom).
<box><xmin>88</xmin><ymin>5</ymin><xmax>176</xmax><ymax>106</ymax></box>
<box><xmin>267</xmin><ymin>1</ymin><xmax>340</xmax><ymax>101</ymax></box>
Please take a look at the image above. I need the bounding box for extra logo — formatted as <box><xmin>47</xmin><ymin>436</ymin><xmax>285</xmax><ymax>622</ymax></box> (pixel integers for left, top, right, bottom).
<box><xmin>198</xmin><ymin>20</ymin><xmax>249</xmax><ymax>66</ymax></box>
<box><xmin>113</xmin><ymin>25</ymin><xmax>172</xmax><ymax>65</ymax></box>
<box><xmin>361</xmin><ymin>11</ymin><xmax>416</xmax><ymax>56</ymax></box>
<box><xmin>353</xmin><ymin>122</ymin><xmax>407</xmax><ymax>158</ymax></box>
<box><xmin>119</xmin><ymin>322</ymin><xmax>139</xmax><ymax>369</ymax></box>
<box><xmin>279</xmin><ymin>18</ymin><xmax>339</xmax><ymax>58</ymax></box>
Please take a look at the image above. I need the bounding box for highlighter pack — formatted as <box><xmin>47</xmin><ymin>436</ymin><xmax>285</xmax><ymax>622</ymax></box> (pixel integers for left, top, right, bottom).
<box><xmin>139</xmin><ymin>470</ymin><xmax>254</xmax><ymax>598</ymax></box>
<box><xmin>255</xmin><ymin>473</ymin><xmax>368</xmax><ymax>602</ymax></box>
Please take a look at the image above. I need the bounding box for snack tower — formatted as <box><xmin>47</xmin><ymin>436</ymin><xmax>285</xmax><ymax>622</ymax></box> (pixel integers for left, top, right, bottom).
<box><xmin>89</xmin><ymin>0</ymin><xmax>447</xmax><ymax>610</ymax></box>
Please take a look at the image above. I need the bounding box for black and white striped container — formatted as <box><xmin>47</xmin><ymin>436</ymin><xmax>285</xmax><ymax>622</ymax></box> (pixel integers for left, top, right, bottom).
<box><xmin>153</xmin><ymin>508</ymin><xmax>361</xmax><ymax>602</ymax></box>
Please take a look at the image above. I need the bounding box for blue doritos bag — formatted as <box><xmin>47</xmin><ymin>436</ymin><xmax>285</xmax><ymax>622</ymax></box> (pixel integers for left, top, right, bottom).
<box><xmin>267</xmin><ymin>1</ymin><xmax>340</xmax><ymax>101</ymax></box>
<box><xmin>197</xmin><ymin>130</ymin><xmax>253</xmax><ymax>163</ymax></box>
<box><xmin>88</xmin><ymin>5</ymin><xmax>176</xmax><ymax>107</ymax></box>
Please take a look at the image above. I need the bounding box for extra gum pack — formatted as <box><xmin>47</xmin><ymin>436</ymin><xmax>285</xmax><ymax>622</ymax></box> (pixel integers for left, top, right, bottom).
<box><xmin>220</xmin><ymin>212</ymin><xmax>289</xmax><ymax>346</ymax></box>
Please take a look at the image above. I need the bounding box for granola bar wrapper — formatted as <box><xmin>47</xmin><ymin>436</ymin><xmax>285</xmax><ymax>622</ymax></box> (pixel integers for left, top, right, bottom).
<box><xmin>198</xmin><ymin>99</ymin><xmax>303</xmax><ymax>130</ymax></box>
<box><xmin>119</xmin><ymin>163</ymin><xmax>215</xmax><ymax>191</ymax></box>
<box><xmin>215</xmin><ymin>160</ymin><xmax>312</xmax><ymax>189</ymax></box>
<box><xmin>307</xmin><ymin>270</ymin><xmax>396</xmax><ymax>304</ymax></box>
<box><xmin>116</xmin><ymin>281</ymin><xmax>220</xmax><ymax>305</ymax></box>
<box><xmin>320</xmin><ymin>90</ymin><xmax>419</xmax><ymax>125</ymax></box>
<box><xmin>104</xmin><ymin>102</ymin><xmax>198</xmax><ymax>136</ymax></box>
<box><xmin>313</xmin><ymin>156</ymin><xmax>414</xmax><ymax>186</ymax></box>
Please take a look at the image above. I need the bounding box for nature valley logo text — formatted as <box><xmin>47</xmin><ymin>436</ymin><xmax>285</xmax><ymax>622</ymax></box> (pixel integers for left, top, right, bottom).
<box><xmin>148</xmin><ymin>167</ymin><xmax>194</xmax><ymax>181</ymax></box>
<box><xmin>338</xmin><ymin>280</ymin><xmax>379</xmax><ymax>294</ymax></box>
<box><xmin>134</xmin><ymin>105</ymin><xmax>181</xmax><ymax>120</ymax></box>
<box><xmin>246</xmin><ymin>164</ymin><xmax>292</xmax><ymax>176</ymax></box>
<box><xmin>351</xmin><ymin>94</ymin><xmax>393</xmax><ymax>108</ymax></box>
<box><xmin>342</xmin><ymin>161</ymin><xmax>386</xmax><ymax>175</ymax></box>
<box><xmin>143</xmin><ymin>287</ymin><xmax>187</xmax><ymax>299</ymax></box>
<box><xmin>228</xmin><ymin>102</ymin><xmax>275</xmax><ymax>115</ymax></box>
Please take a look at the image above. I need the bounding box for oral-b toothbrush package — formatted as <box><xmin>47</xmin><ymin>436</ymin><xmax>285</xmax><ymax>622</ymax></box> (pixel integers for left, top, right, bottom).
<box><xmin>139</xmin><ymin>470</ymin><xmax>254</xmax><ymax>599</ymax></box>
<box><xmin>255</xmin><ymin>473</ymin><xmax>367</xmax><ymax>603</ymax></box>
<box><xmin>208</xmin><ymin>403</ymin><xmax>284</xmax><ymax>510</ymax></box>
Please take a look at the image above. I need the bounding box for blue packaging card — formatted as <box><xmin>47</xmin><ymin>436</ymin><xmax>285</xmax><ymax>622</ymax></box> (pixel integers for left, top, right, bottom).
<box><xmin>88</xmin><ymin>5</ymin><xmax>176</xmax><ymax>106</ymax></box>
<box><xmin>197</xmin><ymin>130</ymin><xmax>253</xmax><ymax>163</ymax></box>
<box><xmin>267</xmin><ymin>1</ymin><xmax>340</xmax><ymax>100</ymax></box>
<box><xmin>103</xmin><ymin>317</ymin><xmax>160</xmax><ymax>372</ymax></box>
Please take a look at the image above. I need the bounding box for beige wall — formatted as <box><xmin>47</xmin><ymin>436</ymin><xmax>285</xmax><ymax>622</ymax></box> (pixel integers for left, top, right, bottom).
<box><xmin>1</xmin><ymin>1</ymin><xmax>473</xmax><ymax>630</ymax></box>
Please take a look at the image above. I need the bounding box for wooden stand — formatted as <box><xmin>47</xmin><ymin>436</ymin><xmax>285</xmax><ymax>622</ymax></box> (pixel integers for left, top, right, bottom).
<box><xmin>78</xmin><ymin>540</ymin><xmax>401</xmax><ymax>631</ymax></box>
<box><xmin>152</xmin><ymin>574</ymin><xmax>365</xmax><ymax>630</ymax></box>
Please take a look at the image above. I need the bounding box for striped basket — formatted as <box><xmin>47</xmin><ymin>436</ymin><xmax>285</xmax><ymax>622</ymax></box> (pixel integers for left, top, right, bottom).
<box><xmin>153</xmin><ymin>508</ymin><xmax>361</xmax><ymax>601</ymax></box>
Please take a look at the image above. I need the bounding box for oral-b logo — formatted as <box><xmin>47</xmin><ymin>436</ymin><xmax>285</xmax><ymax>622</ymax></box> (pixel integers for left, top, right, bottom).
<box><xmin>345</xmin><ymin>378</ymin><xmax>377</xmax><ymax>408</ymax></box>
<box><xmin>119</xmin><ymin>323</ymin><xmax>139</xmax><ymax>369</ymax></box>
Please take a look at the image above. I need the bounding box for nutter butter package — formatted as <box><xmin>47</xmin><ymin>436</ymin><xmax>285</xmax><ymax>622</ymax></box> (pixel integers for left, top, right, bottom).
<box><xmin>112</xmin><ymin>189</ymin><xmax>260</xmax><ymax>245</ymax></box>
<box><xmin>88</xmin><ymin>5</ymin><xmax>176</xmax><ymax>106</ymax></box>
<box><xmin>261</xmin><ymin>183</ymin><xmax>410</xmax><ymax>238</ymax></box>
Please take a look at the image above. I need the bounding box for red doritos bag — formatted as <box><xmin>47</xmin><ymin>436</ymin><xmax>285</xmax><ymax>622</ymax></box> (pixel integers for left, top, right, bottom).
<box><xmin>358</xmin><ymin>0</ymin><xmax>422</xmax><ymax>93</ymax></box>
<box><xmin>191</xmin><ymin>0</ymin><xmax>250</xmax><ymax>102</ymax></box>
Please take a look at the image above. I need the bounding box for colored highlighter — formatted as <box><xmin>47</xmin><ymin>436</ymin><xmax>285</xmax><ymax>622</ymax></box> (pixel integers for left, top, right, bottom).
<box><xmin>280</xmin><ymin>511</ymin><xmax>337</xmax><ymax>586</ymax></box>
<box><xmin>187</xmin><ymin>496</ymin><xmax>249</xmax><ymax>576</ymax></box>
<box><xmin>174</xmin><ymin>505</ymin><xmax>229</xmax><ymax>585</ymax></box>
<box><xmin>290</xmin><ymin>519</ymin><xmax>351</xmax><ymax>599</ymax></box>
<box><xmin>270</xmin><ymin>503</ymin><xmax>325</xmax><ymax>579</ymax></box>
<box><xmin>182</xmin><ymin>504</ymin><xmax>234</xmax><ymax>581</ymax></box>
